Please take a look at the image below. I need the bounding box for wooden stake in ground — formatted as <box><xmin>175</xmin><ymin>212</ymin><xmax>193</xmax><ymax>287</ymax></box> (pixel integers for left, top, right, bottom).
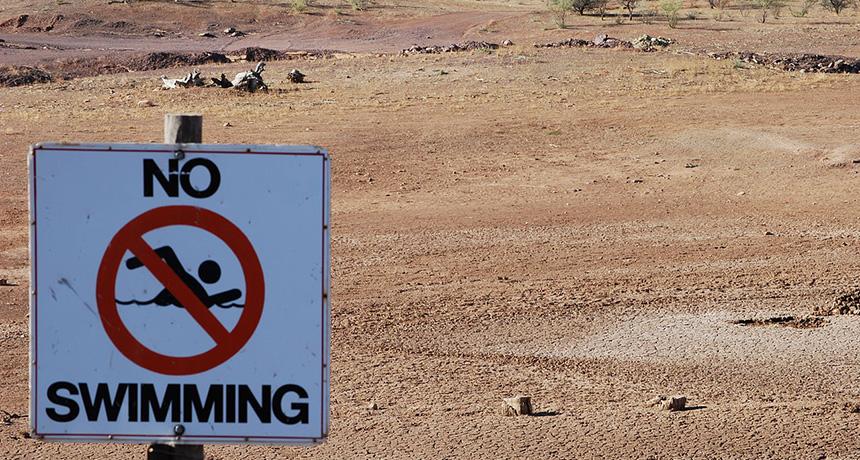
<box><xmin>164</xmin><ymin>114</ymin><xmax>203</xmax><ymax>144</ymax></box>
<box><xmin>147</xmin><ymin>113</ymin><xmax>205</xmax><ymax>460</ymax></box>
<box><xmin>502</xmin><ymin>395</ymin><xmax>533</xmax><ymax>416</ymax></box>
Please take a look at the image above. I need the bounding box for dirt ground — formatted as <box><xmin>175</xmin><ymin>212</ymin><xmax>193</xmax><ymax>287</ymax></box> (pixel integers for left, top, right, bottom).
<box><xmin>2</xmin><ymin>0</ymin><xmax>860</xmax><ymax>459</ymax></box>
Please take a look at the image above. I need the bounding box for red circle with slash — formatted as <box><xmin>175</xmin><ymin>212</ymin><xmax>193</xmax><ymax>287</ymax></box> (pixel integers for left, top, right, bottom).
<box><xmin>96</xmin><ymin>205</ymin><xmax>265</xmax><ymax>376</ymax></box>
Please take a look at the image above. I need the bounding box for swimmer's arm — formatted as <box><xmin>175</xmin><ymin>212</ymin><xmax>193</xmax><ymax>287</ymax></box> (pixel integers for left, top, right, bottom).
<box><xmin>125</xmin><ymin>246</ymin><xmax>182</xmax><ymax>270</ymax></box>
<box><xmin>208</xmin><ymin>289</ymin><xmax>242</xmax><ymax>305</ymax></box>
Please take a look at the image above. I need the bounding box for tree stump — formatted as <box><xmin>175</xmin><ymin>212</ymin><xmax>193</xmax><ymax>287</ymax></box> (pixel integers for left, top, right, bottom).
<box><xmin>502</xmin><ymin>395</ymin><xmax>532</xmax><ymax>416</ymax></box>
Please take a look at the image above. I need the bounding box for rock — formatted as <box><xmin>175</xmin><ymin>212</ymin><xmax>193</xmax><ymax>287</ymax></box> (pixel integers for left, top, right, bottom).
<box><xmin>736</xmin><ymin>191</ymin><xmax>746</xmax><ymax>196</ymax></box>
<box><xmin>367</xmin><ymin>401</ymin><xmax>379</xmax><ymax>410</ymax></box>
<box><xmin>0</xmin><ymin>279</ymin><xmax>9</xmax><ymax>286</ymax></box>
<box><xmin>648</xmin><ymin>395</ymin><xmax>687</xmax><ymax>411</ymax></box>
<box><xmin>137</xmin><ymin>100</ymin><xmax>155</xmax><ymax>107</ymax></box>
<box><xmin>646</xmin><ymin>395</ymin><xmax>667</xmax><ymax>407</ymax></box>
<box><xmin>287</xmin><ymin>69</ymin><xmax>305</xmax><ymax>83</ymax></box>
<box><xmin>662</xmin><ymin>396</ymin><xmax>687</xmax><ymax>411</ymax></box>
<box><xmin>844</xmin><ymin>402</ymin><xmax>860</xmax><ymax>413</ymax></box>
<box><xmin>826</xmin><ymin>289</ymin><xmax>860</xmax><ymax>316</ymax></box>
<box><xmin>198</xmin><ymin>32</ymin><xmax>216</xmax><ymax>38</ymax></box>
<box><xmin>224</xmin><ymin>27</ymin><xmax>236</xmax><ymax>34</ymax></box>
<box><xmin>223</xmin><ymin>122</ymin><xmax>233</xmax><ymax>128</ymax></box>
<box><xmin>502</xmin><ymin>39</ymin><xmax>514</xmax><ymax>46</ymax></box>
<box><xmin>501</xmin><ymin>395</ymin><xmax>532</xmax><ymax>416</ymax></box>
<box><xmin>593</xmin><ymin>34</ymin><xmax>608</xmax><ymax>46</ymax></box>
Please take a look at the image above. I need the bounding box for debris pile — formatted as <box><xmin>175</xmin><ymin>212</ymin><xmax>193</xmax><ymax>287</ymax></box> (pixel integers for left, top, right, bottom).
<box><xmin>162</xmin><ymin>62</ymin><xmax>284</xmax><ymax>93</ymax></box>
<box><xmin>632</xmin><ymin>34</ymin><xmax>673</xmax><ymax>51</ymax></box>
<box><xmin>536</xmin><ymin>34</ymin><xmax>634</xmax><ymax>50</ymax></box>
<box><xmin>0</xmin><ymin>66</ymin><xmax>52</xmax><ymax>87</ymax></box>
<box><xmin>710</xmin><ymin>52</ymin><xmax>860</xmax><ymax>74</ymax></box>
<box><xmin>161</xmin><ymin>70</ymin><xmax>204</xmax><ymax>89</ymax></box>
<box><xmin>401</xmin><ymin>41</ymin><xmax>499</xmax><ymax>55</ymax></box>
<box><xmin>224</xmin><ymin>27</ymin><xmax>245</xmax><ymax>38</ymax></box>
<box><xmin>231</xmin><ymin>62</ymin><xmax>268</xmax><ymax>92</ymax></box>
<box><xmin>536</xmin><ymin>34</ymin><xmax>672</xmax><ymax>51</ymax></box>
<box><xmin>239</xmin><ymin>47</ymin><xmax>288</xmax><ymax>62</ymax></box>
<box><xmin>816</xmin><ymin>289</ymin><xmax>860</xmax><ymax>315</ymax></box>
<box><xmin>130</xmin><ymin>51</ymin><xmax>231</xmax><ymax>71</ymax></box>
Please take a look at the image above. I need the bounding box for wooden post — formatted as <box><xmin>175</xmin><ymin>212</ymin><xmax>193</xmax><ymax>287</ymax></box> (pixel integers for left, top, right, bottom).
<box><xmin>501</xmin><ymin>395</ymin><xmax>533</xmax><ymax>416</ymax></box>
<box><xmin>164</xmin><ymin>114</ymin><xmax>203</xmax><ymax>143</ymax></box>
<box><xmin>147</xmin><ymin>444</ymin><xmax>204</xmax><ymax>460</ymax></box>
<box><xmin>146</xmin><ymin>114</ymin><xmax>205</xmax><ymax>460</ymax></box>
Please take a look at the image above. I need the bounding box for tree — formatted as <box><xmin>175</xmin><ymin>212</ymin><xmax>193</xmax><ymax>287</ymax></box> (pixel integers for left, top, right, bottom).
<box><xmin>752</xmin><ymin>0</ymin><xmax>784</xmax><ymax>22</ymax></box>
<box><xmin>571</xmin><ymin>0</ymin><xmax>600</xmax><ymax>14</ymax></box>
<box><xmin>547</xmin><ymin>0</ymin><xmax>575</xmax><ymax>27</ymax></box>
<box><xmin>660</xmin><ymin>0</ymin><xmax>683</xmax><ymax>26</ymax></box>
<box><xmin>821</xmin><ymin>0</ymin><xmax>856</xmax><ymax>14</ymax></box>
<box><xmin>620</xmin><ymin>0</ymin><xmax>638</xmax><ymax>19</ymax></box>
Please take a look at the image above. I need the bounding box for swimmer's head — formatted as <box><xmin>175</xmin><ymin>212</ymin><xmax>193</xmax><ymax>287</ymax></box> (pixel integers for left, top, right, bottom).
<box><xmin>198</xmin><ymin>260</ymin><xmax>221</xmax><ymax>284</ymax></box>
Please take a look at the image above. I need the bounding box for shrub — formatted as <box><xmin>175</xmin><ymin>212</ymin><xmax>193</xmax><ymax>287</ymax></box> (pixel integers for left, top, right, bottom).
<box><xmin>347</xmin><ymin>0</ymin><xmax>367</xmax><ymax>10</ymax></box>
<box><xmin>821</xmin><ymin>0</ymin><xmax>856</xmax><ymax>14</ymax></box>
<box><xmin>660</xmin><ymin>0</ymin><xmax>683</xmax><ymax>27</ymax></box>
<box><xmin>547</xmin><ymin>0</ymin><xmax>575</xmax><ymax>27</ymax></box>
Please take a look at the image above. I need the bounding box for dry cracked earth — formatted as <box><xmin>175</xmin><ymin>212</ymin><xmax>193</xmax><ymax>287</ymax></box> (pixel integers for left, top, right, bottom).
<box><xmin>2</xmin><ymin>0</ymin><xmax>860</xmax><ymax>458</ymax></box>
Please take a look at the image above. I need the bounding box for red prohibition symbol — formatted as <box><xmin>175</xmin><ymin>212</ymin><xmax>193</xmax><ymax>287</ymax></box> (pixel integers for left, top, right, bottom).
<box><xmin>96</xmin><ymin>205</ymin><xmax>265</xmax><ymax>376</ymax></box>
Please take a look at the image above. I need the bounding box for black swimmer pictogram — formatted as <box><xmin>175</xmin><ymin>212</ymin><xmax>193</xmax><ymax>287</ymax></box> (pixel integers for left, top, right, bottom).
<box><xmin>116</xmin><ymin>245</ymin><xmax>244</xmax><ymax>309</ymax></box>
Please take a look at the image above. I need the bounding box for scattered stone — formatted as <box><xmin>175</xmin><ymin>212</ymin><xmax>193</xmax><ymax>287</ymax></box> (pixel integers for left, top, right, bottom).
<box><xmin>1</xmin><ymin>410</ymin><xmax>23</xmax><ymax>425</ymax></box>
<box><xmin>732</xmin><ymin>315</ymin><xmax>825</xmax><ymax>329</ymax></box>
<box><xmin>710</xmin><ymin>51</ymin><xmax>860</xmax><ymax>74</ymax></box>
<box><xmin>501</xmin><ymin>395</ymin><xmax>532</xmax><ymax>416</ymax></box>
<box><xmin>137</xmin><ymin>99</ymin><xmax>155</xmax><ymax>107</ymax></box>
<box><xmin>401</xmin><ymin>41</ymin><xmax>499</xmax><ymax>55</ymax></box>
<box><xmin>0</xmin><ymin>14</ymin><xmax>29</xmax><ymax>29</ymax></box>
<box><xmin>648</xmin><ymin>395</ymin><xmax>687</xmax><ymax>411</ymax></box>
<box><xmin>685</xmin><ymin>163</ymin><xmax>699</xmax><ymax>168</ymax></box>
<box><xmin>287</xmin><ymin>68</ymin><xmax>305</xmax><ymax>83</ymax></box>
<box><xmin>737</xmin><ymin>191</ymin><xmax>746</xmax><ymax>196</ymax></box>
<box><xmin>646</xmin><ymin>395</ymin><xmax>666</xmax><ymax>407</ymax></box>
<box><xmin>0</xmin><ymin>66</ymin><xmax>51</xmax><ymax>87</ymax></box>
<box><xmin>765</xmin><ymin>231</ymin><xmax>775</xmax><ymax>236</ymax></box>
<box><xmin>198</xmin><ymin>32</ymin><xmax>216</xmax><ymax>38</ymax></box>
<box><xmin>224</xmin><ymin>27</ymin><xmax>236</xmax><ymax>35</ymax></box>
<box><xmin>223</xmin><ymin>122</ymin><xmax>233</xmax><ymax>128</ymax></box>
<box><xmin>161</xmin><ymin>69</ymin><xmax>204</xmax><ymax>89</ymax></box>
<box><xmin>819</xmin><ymin>289</ymin><xmax>860</xmax><ymax>316</ymax></box>
<box><xmin>502</xmin><ymin>39</ymin><xmax>514</xmax><ymax>47</ymax></box>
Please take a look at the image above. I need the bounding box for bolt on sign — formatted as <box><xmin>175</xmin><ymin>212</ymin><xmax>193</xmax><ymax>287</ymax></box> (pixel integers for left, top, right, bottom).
<box><xmin>29</xmin><ymin>143</ymin><xmax>330</xmax><ymax>445</ymax></box>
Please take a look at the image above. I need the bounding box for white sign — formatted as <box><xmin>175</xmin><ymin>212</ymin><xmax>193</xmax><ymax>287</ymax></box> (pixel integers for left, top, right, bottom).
<box><xmin>29</xmin><ymin>143</ymin><xmax>330</xmax><ymax>445</ymax></box>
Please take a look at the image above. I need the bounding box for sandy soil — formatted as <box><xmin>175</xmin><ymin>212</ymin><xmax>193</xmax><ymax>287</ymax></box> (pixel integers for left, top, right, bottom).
<box><xmin>2</xmin><ymin>1</ymin><xmax>860</xmax><ymax>459</ymax></box>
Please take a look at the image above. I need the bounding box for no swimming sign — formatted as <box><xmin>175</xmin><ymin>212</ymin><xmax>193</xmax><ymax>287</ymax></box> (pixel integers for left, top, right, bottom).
<box><xmin>29</xmin><ymin>143</ymin><xmax>330</xmax><ymax>445</ymax></box>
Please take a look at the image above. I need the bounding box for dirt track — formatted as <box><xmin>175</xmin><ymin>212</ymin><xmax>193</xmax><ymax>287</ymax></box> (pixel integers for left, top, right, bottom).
<box><xmin>3</xmin><ymin>1</ymin><xmax>860</xmax><ymax>459</ymax></box>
